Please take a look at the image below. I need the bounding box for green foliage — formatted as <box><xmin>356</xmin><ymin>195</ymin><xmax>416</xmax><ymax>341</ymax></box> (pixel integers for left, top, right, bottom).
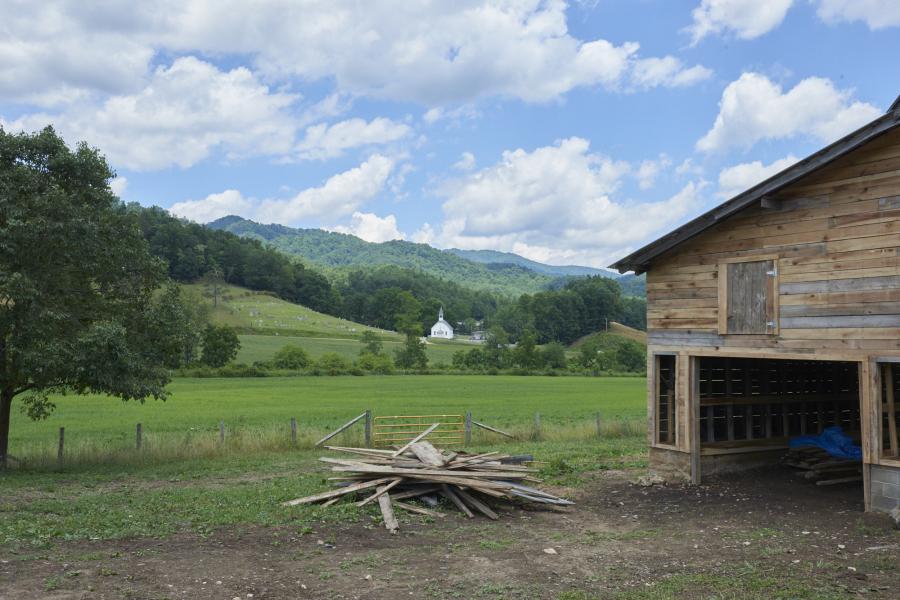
<box><xmin>315</xmin><ymin>352</ymin><xmax>351</xmax><ymax>375</ymax></box>
<box><xmin>358</xmin><ymin>330</ymin><xmax>384</xmax><ymax>355</ymax></box>
<box><xmin>0</xmin><ymin>126</ymin><xmax>176</xmax><ymax>462</ymax></box>
<box><xmin>511</xmin><ymin>329</ymin><xmax>541</xmax><ymax>369</ymax></box>
<box><xmin>576</xmin><ymin>333</ymin><xmax>647</xmax><ymax>374</ymax></box>
<box><xmin>134</xmin><ymin>207</ymin><xmax>337</xmax><ymax>313</ymax></box>
<box><xmin>201</xmin><ymin>325</ymin><xmax>240</xmax><ymax>367</ymax></box>
<box><xmin>393</xmin><ymin>290</ymin><xmax>423</xmax><ymax>335</ymax></box>
<box><xmin>394</xmin><ymin>334</ymin><xmax>428</xmax><ymax>369</ymax></box>
<box><xmin>210</xmin><ymin>216</ymin><xmax>561</xmax><ymax>297</ymax></box>
<box><xmin>270</xmin><ymin>344</ymin><xmax>310</xmax><ymax>370</ymax></box>
<box><xmin>540</xmin><ymin>342</ymin><xmax>568</xmax><ymax>370</ymax></box>
<box><xmin>356</xmin><ymin>352</ymin><xmax>395</xmax><ymax>374</ymax></box>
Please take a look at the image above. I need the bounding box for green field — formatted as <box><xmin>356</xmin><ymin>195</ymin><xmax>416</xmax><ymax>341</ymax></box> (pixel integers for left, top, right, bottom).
<box><xmin>184</xmin><ymin>282</ymin><xmax>399</xmax><ymax>339</ymax></box>
<box><xmin>236</xmin><ymin>333</ymin><xmax>471</xmax><ymax>364</ymax></box>
<box><xmin>7</xmin><ymin>376</ymin><xmax>644</xmax><ymax>464</ymax></box>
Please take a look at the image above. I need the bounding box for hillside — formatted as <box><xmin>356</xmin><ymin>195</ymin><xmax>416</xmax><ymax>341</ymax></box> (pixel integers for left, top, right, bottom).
<box><xmin>447</xmin><ymin>248</ymin><xmax>615</xmax><ymax>278</ymax></box>
<box><xmin>569</xmin><ymin>322</ymin><xmax>647</xmax><ymax>349</ymax></box>
<box><xmin>208</xmin><ymin>216</ymin><xmax>615</xmax><ymax>297</ymax></box>
<box><xmin>182</xmin><ymin>282</ymin><xmax>397</xmax><ymax>340</ymax></box>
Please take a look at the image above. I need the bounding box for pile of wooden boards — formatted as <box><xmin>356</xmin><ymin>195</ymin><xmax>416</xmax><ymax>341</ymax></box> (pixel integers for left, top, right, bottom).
<box><xmin>282</xmin><ymin>441</ymin><xmax>573</xmax><ymax>533</ymax></box>
<box><xmin>782</xmin><ymin>446</ymin><xmax>862</xmax><ymax>486</ymax></box>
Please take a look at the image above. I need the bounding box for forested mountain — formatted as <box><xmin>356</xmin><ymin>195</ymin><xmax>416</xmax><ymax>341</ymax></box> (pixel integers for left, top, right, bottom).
<box><xmin>446</xmin><ymin>248</ymin><xmax>615</xmax><ymax>278</ymax></box>
<box><xmin>207</xmin><ymin>216</ymin><xmax>642</xmax><ymax>298</ymax></box>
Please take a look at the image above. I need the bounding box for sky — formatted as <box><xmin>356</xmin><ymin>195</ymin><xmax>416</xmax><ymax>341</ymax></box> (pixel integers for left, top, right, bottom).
<box><xmin>2</xmin><ymin>1</ymin><xmax>899</xmax><ymax>269</ymax></box>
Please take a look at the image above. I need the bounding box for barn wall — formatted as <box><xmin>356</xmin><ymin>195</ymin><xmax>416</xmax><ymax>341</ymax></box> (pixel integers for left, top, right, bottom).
<box><xmin>646</xmin><ymin>126</ymin><xmax>900</xmax><ymax>355</ymax></box>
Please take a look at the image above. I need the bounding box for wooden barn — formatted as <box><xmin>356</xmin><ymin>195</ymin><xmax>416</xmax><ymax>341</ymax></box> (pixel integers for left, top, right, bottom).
<box><xmin>611</xmin><ymin>96</ymin><xmax>900</xmax><ymax>513</ymax></box>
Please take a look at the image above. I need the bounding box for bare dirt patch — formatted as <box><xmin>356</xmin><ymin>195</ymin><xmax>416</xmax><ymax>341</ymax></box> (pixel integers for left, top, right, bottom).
<box><xmin>2</xmin><ymin>467</ymin><xmax>898</xmax><ymax>599</ymax></box>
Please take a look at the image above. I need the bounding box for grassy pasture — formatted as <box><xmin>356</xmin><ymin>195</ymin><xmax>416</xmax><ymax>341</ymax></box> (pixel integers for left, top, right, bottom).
<box><xmin>7</xmin><ymin>376</ymin><xmax>645</xmax><ymax>467</ymax></box>
<box><xmin>236</xmin><ymin>333</ymin><xmax>472</xmax><ymax>364</ymax></box>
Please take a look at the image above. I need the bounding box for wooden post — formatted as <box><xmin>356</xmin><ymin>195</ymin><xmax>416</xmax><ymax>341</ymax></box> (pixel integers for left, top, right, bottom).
<box><xmin>219</xmin><ymin>421</ymin><xmax>225</xmax><ymax>445</ymax></box>
<box><xmin>290</xmin><ymin>417</ymin><xmax>297</xmax><ymax>446</ymax></box>
<box><xmin>136</xmin><ymin>423</ymin><xmax>142</xmax><ymax>451</ymax></box>
<box><xmin>364</xmin><ymin>410</ymin><xmax>372</xmax><ymax>448</ymax></box>
<box><xmin>534</xmin><ymin>413</ymin><xmax>541</xmax><ymax>440</ymax></box>
<box><xmin>595</xmin><ymin>412</ymin><xmax>602</xmax><ymax>438</ymax></box>
<box><xmin>57</xmin><ymin>427</ymin><xmax>65</xmax><ymax>466</ymax></box>
<box><xmin>464</xmin><ymin>411</ymin><xmax>472</xmax><ymax>445</ymax></box>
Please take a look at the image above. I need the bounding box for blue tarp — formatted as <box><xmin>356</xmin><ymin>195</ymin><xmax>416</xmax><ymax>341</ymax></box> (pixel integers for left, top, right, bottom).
<box><xmin>789</xmin><ymin>426</ymin><xmax>861</xmax><ymax>460</ymax></box>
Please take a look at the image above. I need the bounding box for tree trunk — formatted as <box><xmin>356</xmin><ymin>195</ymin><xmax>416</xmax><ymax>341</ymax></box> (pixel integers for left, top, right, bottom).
<box><xmin>0</xmin><ymin>387</ymin><xmax>12</xmax><ymax>468</ymax></box>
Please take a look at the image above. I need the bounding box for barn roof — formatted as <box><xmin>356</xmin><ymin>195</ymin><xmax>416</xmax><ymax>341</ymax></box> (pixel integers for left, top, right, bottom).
<box><xmin>610</xmin><ymin>95</ymin><xmax>900</xmax><ymax>275</ymax></box>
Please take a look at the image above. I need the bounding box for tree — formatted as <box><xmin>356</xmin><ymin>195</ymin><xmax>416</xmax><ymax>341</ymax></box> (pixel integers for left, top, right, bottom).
<box><xmin>541</xmin><ymin>342</ymin><xmax>568</xmax><ymax>369</ymax></box>
<box><xmin>359</xmin><ymin>330</ymin><xmax>384</xmax><ymax>356</ymax></box>
<box><xmin>0</xmin><ymin>126</ymin><xmax>179</xmax><ymax>465</ymax></box>
<box><xmin>271</xmin><ymin>344</ymin><xmax>310</xmax><ymax>370</ymax></box>
<box><xmin>201</xmin><ymin>325</ymin><xmax>240</xmax><ymax>367</ymax></box>
<box><xmin>316</xmin><ymin>352</ymin><xmax>350</xmax><ymax>375</ymax></box>
<box><xmin>512</xmin><ymin>328</ymin><xmax>541</xmax><ymax>369</ymax></box>
<box><xmin>484</xmin><ymin>325</ymin><xmax>510</xmax><ymax>368</ymax></box>
<box><xmin>394</xmin><ymin>335</ymin><xmax>428</xmax><ymax>369</ymax></box>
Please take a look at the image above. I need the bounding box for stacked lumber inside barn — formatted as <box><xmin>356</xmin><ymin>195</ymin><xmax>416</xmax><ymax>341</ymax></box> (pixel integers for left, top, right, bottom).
<box><xmin>282</xmin><ymin>441</ymin><xmax>572</xmax><ymax>533</ymax></box>
<box><xmin>782</xmin><ymin>446</ymin><xmax>863</xmax><ymax>486</ymax></box>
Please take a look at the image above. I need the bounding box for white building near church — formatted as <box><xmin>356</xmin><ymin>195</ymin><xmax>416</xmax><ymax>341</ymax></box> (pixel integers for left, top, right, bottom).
<box><xmin>430</xmin><ymin>307</ymin><xmax>454</xmax><ymax>339</ymax></box>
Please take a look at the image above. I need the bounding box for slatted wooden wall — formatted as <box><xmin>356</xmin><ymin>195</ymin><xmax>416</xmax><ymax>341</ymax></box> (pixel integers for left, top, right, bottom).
<box><xmin>646</xmin><ymin>126</ymin><xmax>900</xmax><ymax>354</ymax></box>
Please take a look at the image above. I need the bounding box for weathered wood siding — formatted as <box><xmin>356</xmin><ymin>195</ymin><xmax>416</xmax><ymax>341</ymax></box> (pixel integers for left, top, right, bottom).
<box><xmin>646</xmin><ymin>126</ymin><xmax>900</xmax><ymax>355</ymax></box>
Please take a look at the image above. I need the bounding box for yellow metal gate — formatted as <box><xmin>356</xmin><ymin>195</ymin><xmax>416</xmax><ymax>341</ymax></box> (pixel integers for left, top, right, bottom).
<box><xmin>372</xmin><ymin>414</ymin><xmax>465</xmax><ymax>447</ymax></box>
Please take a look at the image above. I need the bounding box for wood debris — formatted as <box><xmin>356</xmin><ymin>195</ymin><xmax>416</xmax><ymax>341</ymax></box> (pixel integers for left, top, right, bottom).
<box><xmin>782</xmin><ymin>446</ymin><xmax>863</xmax><ymax>486</ymax></box>
<box><xmin>282</xmin><ymin>441</ymin><xmax>573</xmax><ymax>533</ymax></box>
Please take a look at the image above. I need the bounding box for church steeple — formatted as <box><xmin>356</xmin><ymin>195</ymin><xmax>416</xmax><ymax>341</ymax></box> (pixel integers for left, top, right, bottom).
<box><xmin>438</xmin><ymin>306</ymin><xmax>444</xmax><ymax>321</ymax></box>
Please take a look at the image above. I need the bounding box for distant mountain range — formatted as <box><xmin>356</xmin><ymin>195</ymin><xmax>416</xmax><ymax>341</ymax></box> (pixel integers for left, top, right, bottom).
<box><xmin>207</xmin><ymin>215</ymin><xmax>644</xmax><ymax>298</ymax></box>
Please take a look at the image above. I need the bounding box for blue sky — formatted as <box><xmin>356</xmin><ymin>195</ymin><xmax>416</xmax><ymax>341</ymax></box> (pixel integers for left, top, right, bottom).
<box><xmin>2</xmin><ymin>1</ymin><xmax>899</xmax><ymax>267</ymax></box>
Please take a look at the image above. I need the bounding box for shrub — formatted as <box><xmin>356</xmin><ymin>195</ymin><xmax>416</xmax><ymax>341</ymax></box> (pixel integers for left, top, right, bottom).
<box><xmin>357</xmin><ymin>352</ymin><xmax>395</xmax><ymax>374</ymax></box>
<box><xmin>271</xmin><ymin>344</ymin><xmax>311</xmax><ymax>370</ymax></box>
<box><xmin>541</xmin><ymin>342</ymin><xmax>568</xmax><ymax>369</ymax></box>
<box><xmin>316</xmin><ymin>352</ymin><xmax>351</xmax><ymax>375</ymax></box>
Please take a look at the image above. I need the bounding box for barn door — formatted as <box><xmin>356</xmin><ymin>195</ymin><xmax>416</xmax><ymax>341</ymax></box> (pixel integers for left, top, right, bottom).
<box><xmin>718</xmin><ymin>259</ymin><xmax>777</xmax><ymax>335</ymax></box>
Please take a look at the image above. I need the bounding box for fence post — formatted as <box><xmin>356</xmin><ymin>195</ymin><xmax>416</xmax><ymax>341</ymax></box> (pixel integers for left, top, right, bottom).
<box><xmin>57</xmin><ymin>427</ymin><xmax>65</xmax><ymax>466</ymax></box>
<box><xmin>290</xmin><ymin>417</ymin><xmax>297</xmax><ymax>446</ymax></box>
<box><xmin>219</xmin><ymin>421</ymin><xmax>225</xmax><ymax>445</ymax></box>
<box><xmin>595</xmin><ymin>412</ymin><xmax>602</xmax><ymax>438</ymax></box>
<box><xmin>136</xmin><ymin>423</ymin><xmax>142</xmax><ymax>450</ymax></box>
<box><xmin>534</xmin><ymin>413</ymin><xmax>541</xmax><ymax>441</ymax></box>
<box><xmin>364</xmin><ymin>410</ymin><xmax>372</xmax><ymax>448</ymax></box>
<box><xmin>464</xmin><ymin>411</ymin><xmax>472</xmax><ymax>446</ymax></box>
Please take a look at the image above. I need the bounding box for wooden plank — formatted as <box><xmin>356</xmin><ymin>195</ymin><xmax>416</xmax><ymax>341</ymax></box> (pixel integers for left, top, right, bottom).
<box><xmin>885</xmin><ymin>364</ymin><xmax>898</xmax><ymax>456</ymax></box>
<box><xmin>393</xmin><ymin>501</ymin><xmax>446</xmax><ymax>518</ymax></box>
<box><xmin>355</xmin><ymin>478</ymin><xmax>402</xmax><ymax>507</ymax></box>
<box><xmin>454</xmin><ymin>487</ymin><xmax>500</xmax><ymax>520</ymax></box>
<box><xmin>472</xmin><ymin>420</ymin><xmax>515</xmax><ymax>439</ymax></box>
<box><xmin>315</xmin><ymin>412</ymin><xmax>367</xmax><ymax>447</ymax></box>
<box><xmin>282</xmin><ymin>476</ymin><xmax>395</xmax><ymax>506</ymax></box>
<box><xmin>779</xmin><ymin>302</ymin><xmax>900</xmax><ymax>317</ymax></box>
<box><xmin>408</xmin><ymin>441</ymin><xmax>446</xmax><ymax>467</ymax></box>
<box><xmin>391</xmin><ymin>423</ymin><xmax>440</xmax><ymax>457</ymax></box>
<box><xmin>780</xmin><ymin>315</ymin><xmax>900</xmax><ymax>329</ymax></box>
<box><xmin>377</xmin><ymin>488</ymin><xmax>399</xmax><ymax>534</ymax></box>
<box><xmin>440</xmin><ymin>484</ymin><xmax>474</xmax><ymax>517</ymax></box>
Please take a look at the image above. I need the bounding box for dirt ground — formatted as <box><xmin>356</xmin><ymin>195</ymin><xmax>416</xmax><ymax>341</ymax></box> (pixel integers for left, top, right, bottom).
<box><xmin>2</xmin><ymin>467</ymin><xmax>898</xmax><ymax>600</ymax></box>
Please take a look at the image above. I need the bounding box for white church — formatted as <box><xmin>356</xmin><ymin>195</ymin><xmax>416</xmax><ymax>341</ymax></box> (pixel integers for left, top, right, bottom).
<box><xmin>429</xmin><ymin>307</ymin><xmax>454</xmax><ymax>339</ymax></box>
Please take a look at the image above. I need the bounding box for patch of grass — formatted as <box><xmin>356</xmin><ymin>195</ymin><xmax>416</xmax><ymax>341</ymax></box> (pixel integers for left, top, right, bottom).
<box><xmin>5</xmin><ymin>375</ymin><xmax>645</xmax><ymax>468</ymax></box>
<box><xmin>478</xmin><ymin>538</ymin><xmax>512</xmax><ymax>550</ymax></box>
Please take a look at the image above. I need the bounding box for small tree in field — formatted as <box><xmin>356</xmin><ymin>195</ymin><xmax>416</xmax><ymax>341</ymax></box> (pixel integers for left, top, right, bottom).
<box><xmin>271</xmin><ymin>344</ymin><xmax>310</xmax><ymax>370</ymax></box>
<box><xmin>0</xmin><ymin>126</ymin><xmax>182</xmax><ymax>466</ymax></box>
<box><xmin>201</xmin><ymin>325</ymin><xmax>240</xmax><ymax>367</ymax></box>
<box><xmin>359</xmin><ymin>330</ymin><xmax>383</xmax><ymax>356</ymax></box>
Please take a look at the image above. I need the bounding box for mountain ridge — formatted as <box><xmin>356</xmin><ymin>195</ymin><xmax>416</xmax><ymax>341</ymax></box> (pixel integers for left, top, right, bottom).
<box><xmin>207</xmin><ymin>215</ymin><xmax>643</xmax><ymax>298</ymax></box>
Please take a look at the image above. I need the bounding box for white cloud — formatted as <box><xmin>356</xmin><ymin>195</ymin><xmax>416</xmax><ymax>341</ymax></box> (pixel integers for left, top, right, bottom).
<box><xmin>815</xmin><ymin>0</ymin><xmax>900</xmax><ymax>29</ymax></box>
<box><xmin>256</xmin><ymin>154</ymin><xmax>394</xmax><ymax>224</ymax></box>
<box><xmin>717</xmin><ymin>154</ymin><xmax>798</xmax><ymax>198</ymax></box>
<box><xmin>432</xmin><ymin>138</ymin><xmax>704</xmax><ymax>267</ymax></box>
<box><xmin>109</xmin><ymin>176</ymin><xmax>128</xmax><ymax>197</ymax></box>
<box><xmin>631</xmin><ymin>57</ymin><xmax>712</xmax><ymax>89</ymax></box>
<box><xmin>411</xmin><ymin>223</ymin><xmax>436</xmax><ymax>244</ymax></box>
<box><xmin>295</xmin><ymin>117</ymin><xmax>412</xmax><ymax>160</ymax></box>
<box><xmin>697</xmin><ymin>73</ymin><xmax>881</xmax><ymax>152</ymax></box>
<box><xmin>3</xmin><ymin>57</ymin><xmax>299</xmax><ymax>170</ymax></box>
<box><xmin>1</xmin><ymin>1</ymin><xmax>710</xmax><ymax>108</ymax></box>
<box><xmin>635</xmin><ymin>155</ymin><xmax>672</xmax><ymax>190</ymax></box>
<box><xmin>169</xmin><ymin>189</ymin><xmax>255</xmax><ymax>223</ymax></box>
<box><xmin>331</xmin><ymin>212</ymin><xmax>405</xmax><ymax>243</ymax></box>
<box><xmin>454</xmin><ymin>151</ymin><xmax>476</xmax><ymax>171</ymax></box>
<box><xmin>686</xmin><ymin>0</ymin><xmax>794</xmax><ymax>44</ymax></box>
